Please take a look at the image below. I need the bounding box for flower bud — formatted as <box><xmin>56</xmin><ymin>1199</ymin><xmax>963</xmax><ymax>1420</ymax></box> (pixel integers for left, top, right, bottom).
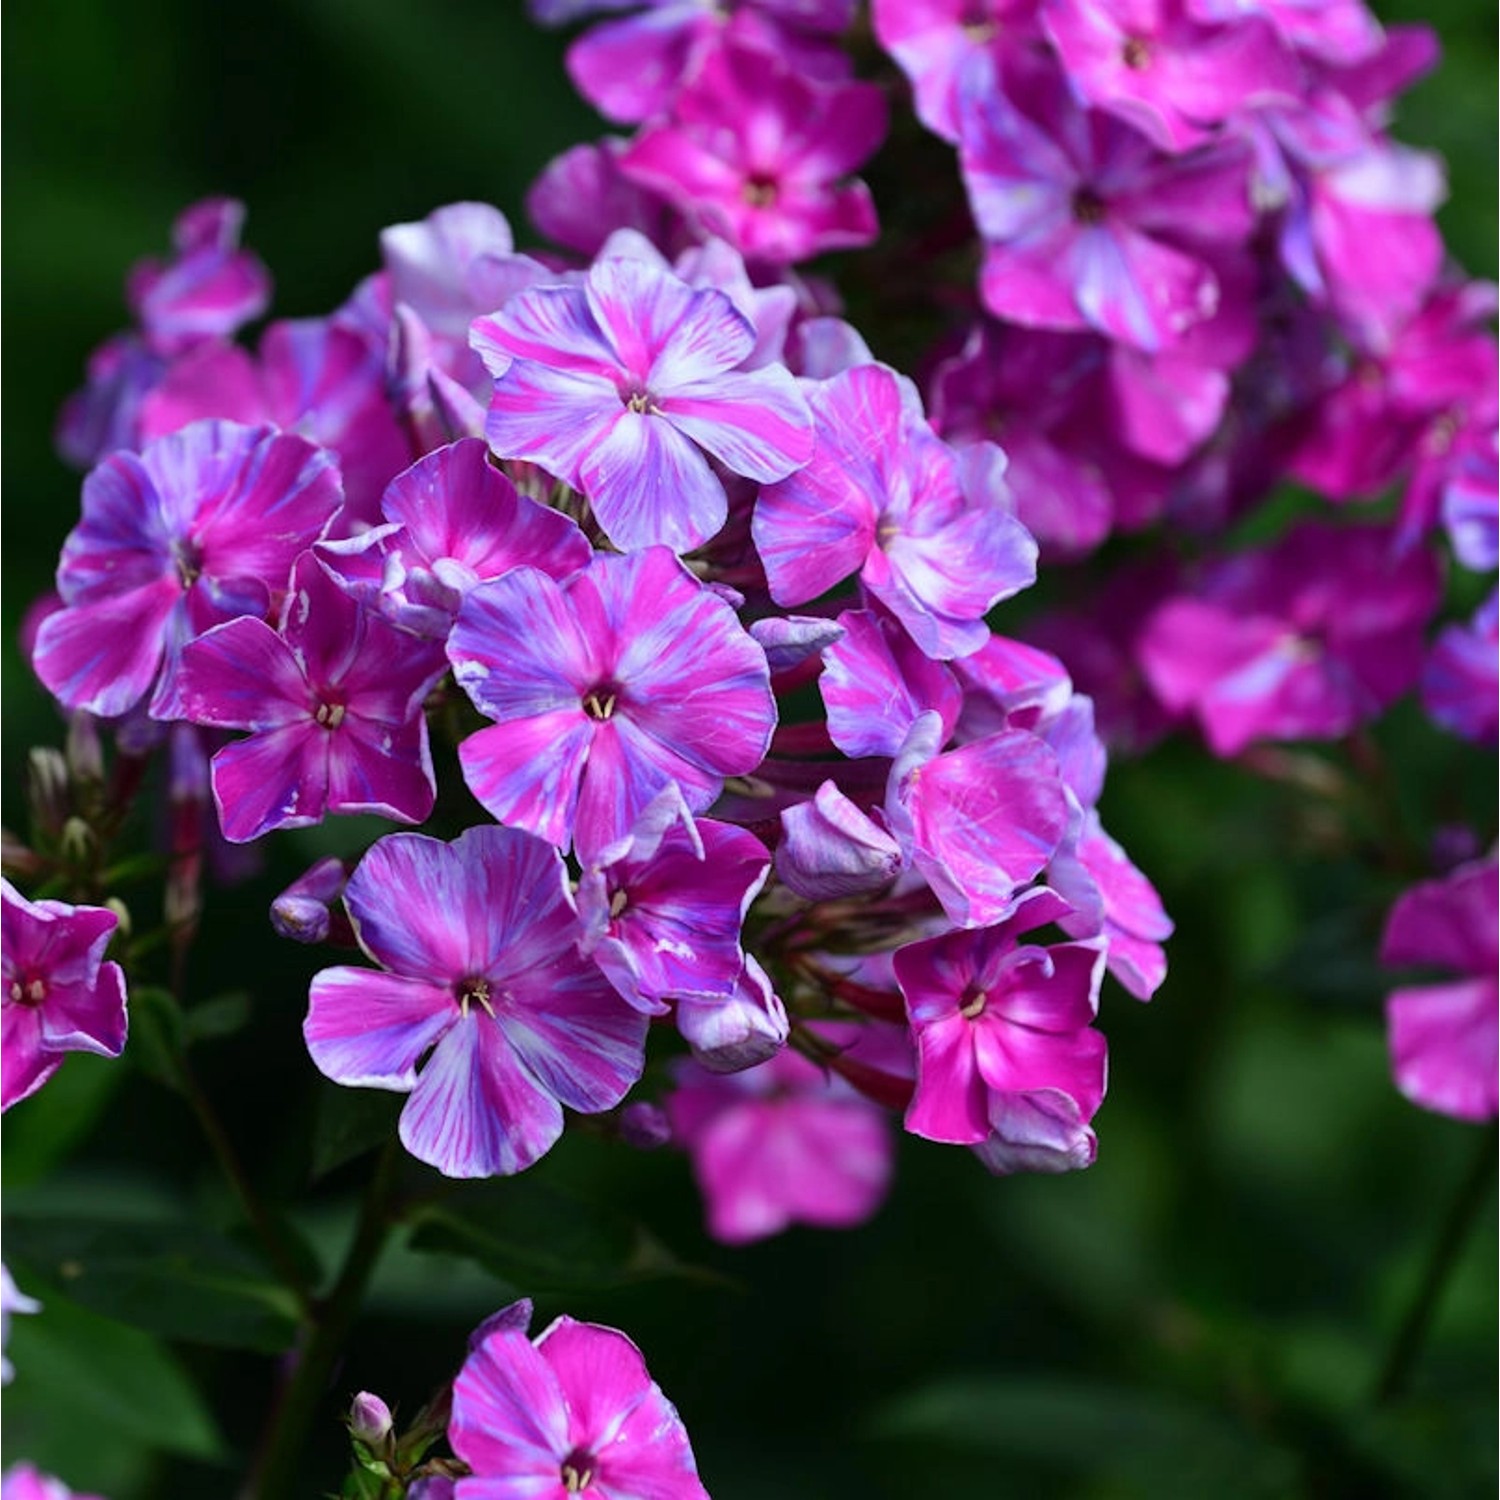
<box><xmin>618</xmin><ymin>1100</ymin><xmax>671</xmax><ymax>1150</ymax></box>
<box><xmin>271</xmin><ymin>857</ymin><xmax>348</xmax><ymax>945</ymax></box>
<box><xmin>348</xmin><ymin>1391</ymin><xmax>394</xmax><ymax>1451</ymax></box>
<box><xmin>66</xmin><ymin>712</ymin><xmax>105</xmax><ymax>786</ymax></box>
<box><xmin>27</xmin><ymin>748</ymin><xmax>70</xmax><ymax>839</ymax></box>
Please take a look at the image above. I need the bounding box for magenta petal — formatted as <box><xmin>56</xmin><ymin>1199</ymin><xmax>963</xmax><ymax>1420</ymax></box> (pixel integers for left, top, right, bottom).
<box><xmin>484</xmin><ymin>360</ymin><xmax>624</xmax><ymax>487</ymax></box>
<box><xmin>325</xmin><ymin>716</ymin><xmax>435</xmax><ymax>826</ymax></box>
<box><xmin>2</xmin><ymin>1004</ymin><xmax>64</xmax><ymax>1112</ymax></box>
<box><xmin>907</xmin><ymin>1014</ymin><xmax>990</xmax><ymax>1144</ymax></box>
<box><xmin>305</xmin><ymin>969</ymin><xmax>456</xmax><ymax>1089</ymax></box>
<box><xmin>657</xmin><ymin>366</ymin><xmax>813</xmax><ymax>482</ymax></box>
<box><xmin>175</xmin><ymin>616</ymin><xmax>308</xmax><ymax>730</ymax></box>
<box><xmin>776</xmin><ymin>782</ymin><xmax>904</xmax><ymax>901</ymax></box>
<box><xmin>33</xmin><ymin>579</ymin><xmax>181</xmax><ymax>718</ymax></box>
<box><xmin>210</xmin><ymin>725</ymin><xmax>324</xmax><ymax>842</ymax></box>
<box><xmin>400</xmin><ymin>1017</ymin><xmax>565</xmax><ymax>1178</ymax></box>
<box><xmin>974</xmin><ymin>1089</ymin><xmax>1098</xmax><ymax>1176</ymax></box>
<box><xmin>1387</xmin><ymin>980</ymin><xmax>1498</xmax><ymax>1123</ymax></box>
<box><xmin>498</xmin><ymin>978</ymin><xmax>646</xmax><ymax>1118</ymax></box>
<box><xmin>452</xmin><ymin>1326</ymin><xmax>570</xmax><ymax>1477</ymax></box>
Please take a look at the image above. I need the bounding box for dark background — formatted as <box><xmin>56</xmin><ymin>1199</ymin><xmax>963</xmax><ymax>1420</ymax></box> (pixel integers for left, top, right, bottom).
<box><xmin>3</xmin><ymin>3</ymin><xmax>1496</xmax><ymax>1496</ymax></box>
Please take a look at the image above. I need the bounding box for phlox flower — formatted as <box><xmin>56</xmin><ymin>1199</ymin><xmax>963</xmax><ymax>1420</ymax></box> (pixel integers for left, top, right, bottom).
<box><xmin>448</xmin><ymin>547</ymin><xmax>776</xmax><ymax>861</ymax></box>
<box><xmin>1</xmin><ymin>1467</ymin><xmax>106</xmax><ymax>1500</ymax></box>
<box><xmin>173</xmin><ymin>553</ymin><xmax>448</xmax><ymax>842</ymax></box>
<box><xmin>667</xmin><ymin>1035</ymin><xmax>894</xmax><ymax>1243</ymax></box>
<box><xmin>305</xmin><ymin>827</ymin><xmax>647</xmax><ymax>1178</ymax></box>
<box><xmin>1380</xmin><ymin>857</ymin><xmax>1498</xmax><ymax>1123</ymax></box>
<box><xmin>475</xmin><ymin>256</ymin><xmax>812</xmax><ymax>552</ymax></box>
<box><xmin>618</xmin><ymin>32</ymin><xmax>886</xmax><ymax>264</ymax></box>
<box><xmin>33</xmin><ymin>420</ymin><xmax>343</xmax><ymax>721</ymax></box>
<box><xmin>753</xmin><ymin>363</ymin><xmax>1037</xmax><ymax>659</ymax></box>
<box><xmin>2</xmin><ymin>880</ymin><xmax>128</xmax><ymax>1112</ymax></box>
<box><xmin>450</xmin><ymin>1299</ymin><xmax>709</xmax><ymax>1498</ymax></box>
<box><xmin>1421</xmin><ymin>592</ymin><xmax>1498</xmax><ymax>748</ymax></box>
<box><xmin>894</xmin><ymin>886</ymin><xmax>1107</xmax><ymax>1146</ymax></box>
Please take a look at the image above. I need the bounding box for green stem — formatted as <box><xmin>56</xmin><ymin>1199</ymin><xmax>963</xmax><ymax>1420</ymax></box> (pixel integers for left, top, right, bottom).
<box><xmin>247</xmin><ymin>1139</ymin><xmax>401</xmax><ymax>1500</ymax></box>
<box><xmin>1373</xmin><ymin>1123</ymin><xmax>1497</xmax><ymax>1405</ymax></box>
<box><xmin>178</xmin><ymin>1057</ymin><xmax>317</xmax><ymax>1318</ymax></box>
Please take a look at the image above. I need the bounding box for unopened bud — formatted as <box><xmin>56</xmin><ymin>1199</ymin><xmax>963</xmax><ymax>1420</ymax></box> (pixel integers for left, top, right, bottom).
<box><xmin>66</xmin><ymin>712</ymin><xmax>105</xmax><ymax>786</ymax></box>
<box><xmin>618</xmin><ymin>1101</ymin><xmax>671</xmax><ymax>1150</ymax></box>
<box><xmin>349</xmin><ymin>1391</ymin><xmax>394</xmax><ymax>1452</ymax></box>
<box><xmin>27</xmin><ymin>748</ymin><xmax>70</xmax><ymax>839</ymax></box>
<box><xmin>271</xmin><ymin>858</ymin><xmax>348</xmax><ymax>945</ymax></box>
<box><xmin>104</xmin><ymin>898</ymin><xmax>132</xmax><ymax>942</ymax></box>
<box><xmin>59</xmin><ymin>816</ymin><xmax>96</xmax><ymax>868</ymax></box>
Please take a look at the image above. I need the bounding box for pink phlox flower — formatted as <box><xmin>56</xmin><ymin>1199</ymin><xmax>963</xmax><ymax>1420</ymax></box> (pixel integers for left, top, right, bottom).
<box><xmin>475</xmin><ymin>255</ymin><xmax>812</xmax><ymax>552</ymax></box>
<box><xmin>1189</xmin><ymin>0</ymin><xmax>1383</xmax><ymax>64</ymax></box>
<box><xmin>873</xmin><ymin>0</ymin><xmax>1044</xmax><ymax>144</ymax></box>
<box><xmin>786</xmin><ymin>315</ymin><xmax>876</xmax><ymax>381</ymax></box>
<box><xmin>173</xmin><ymin>552</ymin><xmax>447</xmax><ymax>842</ymax></box>
<box><xmin>559</xmin><ymin>0</ymin><xmax>855</xmax><ymax>126</ymax></box>
<box><xmin>54</xmin><ymin>332</ymin><xmax>169</xmax><ymax>471</ymax></box>
<box><xmin>950</xmin><ymin>631</ymin><xmax>1075</xmax><ymax>742</ymax></box>
<box><xmin>450</xmin><ymin>1300</ymin><xmax>709</xmax><ymax>1498</ymax></box>
<box><xmin>958</xmin><ymin>50</ymin><xmax>1256</xmax><ymax>352</ymax></box>
<box><xmin>33</xmin><ymin>420</ymin><xmax>343</xmax><ymax>722</ymax></box>
<box><xmin>317</xmin><ymin>439</ymin><xmax>592</xmax><ymax>640</ymax></box>
<box><xmin>1421</xmin><ymin>590</ymin><xmax>1499</xmax><ymax>748</ymax></box>
<box><xmin>1042</xmin><ymin>0</ymin><xmax>1301</xmax><ymax>154</ymax></box>
<box><xmin>676</xmin><ymin>953</ymin><xmax>790</xmax><ymax>1073</ymax></box>
<box><xmin>1380</xmin><ymin>856</ymin><xmax>1498</xmax><ymax>1123</ymax></box>
<box><xmin>618</xmin><ymin>33</ymin><xmax>886</xmax><ymax>265</ymax></box>
<box><xmin>305</xmin><ymin>827</ymin><xmax>647</xmax><ymax>1178</ymax></box>
<box><xmin>1137</xmin><ymin>522</ymin><xmax>1443</xmax><ymax>756</ymax></box>
<box><xmin>666</xmin><ymin>1024</ymin><xmax>894</xmax><ymax>1243</ymax></box>
<box><xmin>1</xmin><ymin>1466</ymin><xmax>107</xmax><ymax>1500</ymax></box>
<box><xmin>895</xmin><ymin>885</ymin><xmax>1107</xmax><ymax>1146</ymax></box>
<box><xmin>1</xmin><ymin>1265</ymin><xmax>41</xmax><ymax>1385</ymax></box>
<box><xmin>449</xmin><ymin>547</ymin><xmax>777</xmax><ymax>861</ymax></box>
<box><xmin>527</xmin><ymin>137</ymin><xmax>683</xmax><ymax>259</ymax></box>
<box><xmin>1</xmin><ymin>880</ymin><xmax>128</xmax><ymax>1112</ymax></box>
<box><xmin>1439</xmin><ymin>425</ymin><xmax>1499</xmax><ymax>573</ymax></box>
<box><xmin>138</xmin><ymin>316</ymin><xmax>409</xmax><ymax>529</ymax></box>
<box><xmin>754</xmin><ymin>363</ymin><xmax>1038</xmax><ymax>658</ymax></box>
<box><xmin>577</xmin><ymin>785</ymin><xmax>770</xmax><ymax>1013</ymax></box>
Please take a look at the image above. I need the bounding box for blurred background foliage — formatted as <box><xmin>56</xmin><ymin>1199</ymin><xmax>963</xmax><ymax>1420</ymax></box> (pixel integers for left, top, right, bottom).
<box><xmin>2</xmin><ymin>2</ymin><xmax>1495</xmax><ymax>1496</ymax></box>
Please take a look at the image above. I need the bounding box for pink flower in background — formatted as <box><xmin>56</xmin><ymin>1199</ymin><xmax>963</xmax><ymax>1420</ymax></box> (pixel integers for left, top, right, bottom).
<box><xmin>2</xmin><ymin>881</ymin><xmax>128</xmax><ymax>1112</ymax></box>
<box><xmin>448</xmin><ymin>547</ymin><xmax>776</xmax><ymax>860</ymax></box>
<box><xmin>451</xmin><ymin>1299</ymin><xmax>709</xmax><ymax>1498</ymax></box>
<box><xmin>475</xmin><ymin>256</ymin><xmax>812</xmax><ymax>552</ymax></box>
<box><xmin>32</xmin><ymin>421</ymin><xmax>343</xmax><ymax>721</ymax></box>
<box><xmin>1421</xmin><ymin>591</ymin><xmax>1499</xmax><ymax>747</ymax></box>
<box><xmin>619</xmin><ymin>34</ymin><xmax>886</xmax><ymax>264</ymax></box>
<box><xmin>1</xmin><ymin>1467</ymin><xmax>106</xmax><ymax>1500</ymax></box>
<box><xmin>173</xmin><ymin>553</ymin><xmax>448</xmax><ymax>842</ymax></box>
<box><xmin>667</xmin><ymin>1035</ymin><xmax>894</xmax><ymax>1243</ymax></box>
<box><xmin>1380</xmin><ymin>857</ymin><xmax>1498</xmax><ymax>1123</ymax></box>
<box><xmin>305</xmin><ymin>827</ymin><xmax>646</xmax><ymax>1178</ymax></box>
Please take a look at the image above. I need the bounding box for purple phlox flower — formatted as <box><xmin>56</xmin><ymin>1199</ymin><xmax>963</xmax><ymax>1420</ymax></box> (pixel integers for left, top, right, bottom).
<box><xmin>1050</xmin><ymin>808</ymin><xmax>1173</xmax><ymax>999</ymax></box>
<box><xmin>1</xmin><ymin>1265</ymin><xmax>41</xmax><ymax>1385</ymax></box>
<box><xmin>666</xmin><ymin>1024</ymin><xmax>894</xmax><ymax>1242</ymax></box>
<box><xmin>1314</xmin><ymin>22</ymin><xmax>1437</xmax><ymax>126</ymax></box>
<box><xmin>1137</xmin><ymin>522</ymin><xmax>1443</xmax><ymax>757</ymax></box>
<box><xmin>1380</xmin><ymin>856</ymin><xmax>1498</xmax><ymax>1123</ymax></box>
<box><xmin>1421</xmin><ymin>591</ymin><xmax>1499</xmax><ymax>748</ymax></box>
<box><xmin>318</xmin><ymin>439</ymin><xmax>592</xmax><ymax>640</ymax></box>
<box><xmin>387</xmin><ymin>305</ymin><xmax>490</xmax><ymax>458</ymax></box>
<box><xmin>875</xmin><ymin>0</ymin><xmax>1045</xmax><ymax>143</ymax></box>
<box><xmin>820</xmin><ymin>608</ymin><xmax>963</xmax><ymax>758</ymax></box>
<box><xmin>563</xmin><ymin>0</ymin><xmax>854</xmax><ymax>126</ymax></box>
<box><xmin>787</xmin><ymin>315</ymin><xmax>875</xmax><ymax>381</ymax></box>
<box><xmin>173</xmin><ymin>553</ymin><xmax>447</xmax><ymax>843</ymax></box>
<box><xmin>450</xmin><ymin>1302</ymin><xmax>709</xmax><ymax>1498</ymax></box>
<box><xmin>475</xmin><ymin>255</ymin><xmax>812</xmax><ymax>553</ymax></box>
<box><xmin>598</xmin><ymin>228</ymin><xmax>800</xmax><ymax>370</ymax></box>
<box><xmin>33</xmin><ymin>421</ymin><xmax>344</xmax><ymax>721</ymax></box>
<box><xmin>1042</xmin><ymin>0</ymin><xmax>1301</xmax><ymax>153</ymax></box>
<box><xmin>754</xmin><ymin>363</ymin><xmax>1038</xmax><ymax>658</ymax></box>
<box><xmin>577</xmin><ymin>786</ymin><xmax>771</xmax><ymax>1013</ymax></box>
<box><xmin>1</xmin><ymin>1467</ymin><xmax>106</xmax><ymax>1500</ymax></box>
<box><xmin>449</xmin><ymin>547</ymin><xmax>776</xmax><ymax>861</ymax></box>
<box><xmin>676</xmin><ymin>953</ymin><xmax>790</xmax><ymax>1072</ymax></box>
<box><xmin>138</xmin><ymin>317</ymin><xmax>409</xmax><ymax>529</ymax></box>
<box><xmin>749</xmin><ymin>613</ymin><xmax>845</xmax><ymax>676</ymax></box>
<box><xmin>125</xmin><ymin>197</ymin><xmax>271</xmax><ymax>356</ymax></box>
<box><xmin>886</xmin><ymin>711</ymin><xmax>1073</xmax><ymax>928</ymax></box>
<box><xmin>1440</xmin><ymin>425</ymin><xmax>1499</xmax><ymax>573</ymax></box>
<box><xmin>950</xmin><ymin>631</ymin><xmax>1074</xmax><ymax>742</ymax></box>
<box><xmin>305</xmin><ymin>826</ymin><xmax>647</xmax><ymax>1178</ymax></box>
<box><xmin>929</xmin><ymin>320</ymin><xmax>1118</xmax><ymax>557</ymax></box>
<box><xmin>271</xmin><ymin>856</ymin><xmax>350</xmax><ymax>946</ymax></box>
<box><xmin>958</xmin><ymin>51</ymin><xmax>1255</xmax><ymax>351</ymax></box>
<box><xmin>895</xmin><ymin>885</ymin><xmax>1107</xmax><ymax>1146</ymax></box>
<box><xmin>2</xmin><ymin>880</ymin><xmax>128</xmax><ymax>1112</ymax></box>
<box><xmin>619</xmin><ymin>33</ymin><xmax>886</xmax><ymax>265</ymax></box>
<box><xmin>54</xmin><ymin>332</ymin><xmax>169</xmax><ymax>471</ymax></box>
<box><xmin>1191</xmin><ymin>0</ymin><xmax>1382</xmax><ymax>65</ymax></box>
<box><xmin>527</xmin><ymin>137</ymin><xmax>682</xmax><ymax>259</ymax></box>
<box><xmin>382</xmin><ymin>201</ymin><xmax>554</xmax><ymax>397</ymax></box>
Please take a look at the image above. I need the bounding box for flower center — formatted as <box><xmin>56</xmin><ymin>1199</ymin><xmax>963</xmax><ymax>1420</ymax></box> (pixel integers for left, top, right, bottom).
<box><xmin>1071</xmin><ymin>188</ymin><xmax>1106</xmax><ymax>225</ymax></box>
<box><xmin>7</xmin><ymin>977</ymin><xmax>47</xmax><ymax>1006</ymax></box>
<box><xmin>582</xmin><ymin>686</ymin><xmax>618</xmax><ymax>721</ymax></box>
<box><xmin>959</xmin><ymin>986</ymin><xmax>988</xmax><ymax>1020</ymax></box>
<box><xmin>560</xmin><ymin>1451</ymin><xmax>596</xmax><ymax>1492</ymax></box>
<box><xmin>625</xmin><ymin>390</ymin><xmax>657</xmax><ymax>415</ymax></box>
<box><xmin>608</xmin><ymin>887</ymin><xmax>629</xmax><ymax>920</ymax></box>
<box><xmin>1122</xmin><ymin>35</ymin><xmax>1151</xmax><ymax>69</ymax></box>
<box><xmin>456</xmin><ymin>976</ymin><xmax>496</xmax><ymax>1018</ymax></box>
<box><xmin>743</xmin><ymin>173</ymin><xmax>778</xmax><ymax>208</ymax></box>
<box><xmin>171</xmin><ymin>537</ymin><xmax>204</xmax><ymax>588</ymax></box>
<box><xmin>315</xmin><ymin>701</ymin><xmax>346</xmax><ymax>730</ymax></box>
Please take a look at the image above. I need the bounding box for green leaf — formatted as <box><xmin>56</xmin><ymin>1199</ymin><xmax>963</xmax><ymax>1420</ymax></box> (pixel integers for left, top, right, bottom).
<box><xmin>183</xmin><ymin>989</ymin><xmax>252</xmax><ymax>1043</ymax></box>
<box><xmin>312</xmin><ymin>1082</ymin><xmax>403</xmax><ymax>1180</ymax></box>
<box><xmin>0</xmin><ymin>1051</ymin><xmax>125</xmax><ymax>1189</ymax></box>
<box><xmin>125</xmin><ymin>983</ymin><xmax>186</xmax><ymax>1090</ymax></box>
<box><xmin>406</xmin><ymin>1177</ymin><xmax>715</xmax><ymax>1295</ymax></box>
<box><xmin>871</xmin><ymin>1378</ymin><xmax>1299</xmax><ymax>1500</ymax></box>
<box><xmin>3</xmin><ymin>1288</ymin><xmax>224</xmax><ymax>1467</ymax></box>
<box><xmin>4</xmin><ymin>1213</ymin><xmax>302</xmax><ymax>1353</ymax></box>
